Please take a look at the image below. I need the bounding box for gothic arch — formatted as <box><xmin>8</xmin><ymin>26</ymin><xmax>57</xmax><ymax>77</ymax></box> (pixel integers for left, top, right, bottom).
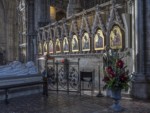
<box><xmin>60</xmin><ymin>18</ymin><xmax>69</xmax><ymax>38</ymax></box>
<box><xmin>47</xmin><ymin>27</ymin><xmax>51</xmax><ymax>40</ymax></box>
<box><xmin>105</xmin><ymin>3</ymin><xmax>125</xmax><ymax>47</ymax></box>
<box><xmin>106</xmin><ymin>5</ymin><xmax>124</xmax><ymax>32</ymax></box>
<box><xmin>54</xmin><ymin>24</ymin><xmax>61</xmax><ymax>40</ymax></box>
<box><xmin>59</xmin><ymin>24</ymin><xmax>64</xmax><ymax>39</ymax></box>
<box><xmin>45</xmin><ymin>30</ymin><xmax>49</xmax><ymax>41</ymax></box>
<box><xmin>50</xmin><ymin>27</ymin><xmax>54</xmax><ymax>40</ymax></box>
<box><xmin>69</xmin><ymin>17</ymin><xmax>79</xmax><ymax>38</ymax></box>
<box><xmin>92</xmin><ymin>6</ymin><xmax>106</xmax><ymax>35</ymax></box>
<box><xmin>80</xmin><ymin>12</ymin><xmax>91</xmax><ymax>37</ymax></box>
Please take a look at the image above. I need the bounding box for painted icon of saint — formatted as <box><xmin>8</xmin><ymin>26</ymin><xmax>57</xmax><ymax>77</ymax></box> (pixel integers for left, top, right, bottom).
<box><xmin>43</xmin><ymin>42</ymin><xmax>47</xmax><ymax>55</ymax></box>
<box><xmin>72</xmin><ymin>35</ymin><xmax>78</xmax><ymax>52</ymax></box>
<box><xmin>82</xmin><ymin>32</ymin><xmax>90</xmax><ymax>51</ymax></box>
<box><xmin>96</xmin><ymin>33</ymin><xmax>103</xmax><ymax>48</ymax></box>
<box><xmin>110</xmin><ymin>26</ymin><xmax>122</xmax><ymax>49</ymax></box>
<box><xmin>49</xmin><ymin>40</ymin><xmax>53</xmax><ymax>53</ymax></box>
<box><xmin>56</xmin><ymin>39</ymin><xmax>61</xmax><ymax>53</ymax></box>
<box><xmin>83</xmin><ymin>35</ymin><xmax>89</xmax><ymax>49</ymax></box>
<box><xmin>63</xmin><ymin>38</ymin><xmax>69</xmax><ymax>52</ymax></box>
<box><xmin>112</xmin><ymin>30</ymin><xmax>121</xmax><ymax>46</ymax></box>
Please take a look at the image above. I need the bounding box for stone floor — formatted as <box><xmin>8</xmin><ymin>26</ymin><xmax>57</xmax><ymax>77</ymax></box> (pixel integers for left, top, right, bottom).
<box><xmin>0</xmin><ymin>92</ymin><xmax>150</xmax><ymax>113</ymax></box>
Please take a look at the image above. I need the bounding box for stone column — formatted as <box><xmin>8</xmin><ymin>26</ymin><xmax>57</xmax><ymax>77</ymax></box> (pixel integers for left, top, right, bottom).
<box><xmin>67</xmin><ymin>0</ymin><xmax>82</xmax><ymax>18</ymax></box>
<box><xmin>131</xmin><ymin>0</ymin><xmax>150</xmax><ymax>99</ymax></box>
<box><xmin>143</xmin><ymin>0</ymin><xmax>150</xmax><ymax>98</ymax></box>
<box><xmin>27</xmin><ymin>0</ymin><xmax>35</xmax><ymax>61</ymax></box>
<box><xmin>144</xmin><ymin>0</ymin><xmax>150</xmax><ymax>76</ymax></box>
<box><xmin>40</xmin><ymin>0</ymin><xmax>50</xmax><ymax>22</ymax></box>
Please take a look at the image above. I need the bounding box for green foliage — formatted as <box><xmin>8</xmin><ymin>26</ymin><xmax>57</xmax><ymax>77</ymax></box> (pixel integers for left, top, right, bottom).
<box><xmin>102</xmin><ymin>49</ymin><xmax>131</xmax><ymax>91</ymax></box>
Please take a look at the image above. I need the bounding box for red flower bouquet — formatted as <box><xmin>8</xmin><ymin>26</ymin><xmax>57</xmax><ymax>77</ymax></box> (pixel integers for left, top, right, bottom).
<box><xmin>103</xmin><ymin>49</ymin><xmax>131</xmax><ymax>91</ymax></box>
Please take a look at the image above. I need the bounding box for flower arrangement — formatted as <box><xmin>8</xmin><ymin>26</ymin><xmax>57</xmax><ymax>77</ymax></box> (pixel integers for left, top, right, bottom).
<box><xmin>102</xmin><ymin>48</ymin><xmax>131</xmax><ymax>91</ymax></box>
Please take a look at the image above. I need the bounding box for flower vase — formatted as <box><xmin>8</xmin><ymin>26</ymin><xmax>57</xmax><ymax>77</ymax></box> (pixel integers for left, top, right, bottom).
<box><xmin>110</xmin><ymin>89</ymin><xmax>123</xmax><ymax>112</ymax></box>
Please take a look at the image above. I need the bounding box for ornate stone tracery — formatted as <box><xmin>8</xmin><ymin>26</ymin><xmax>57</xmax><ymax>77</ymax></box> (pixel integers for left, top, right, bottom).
<box><xmin>70</xmin><ymin>16</ymin><xmax>79</xmax><ymax>37</ymax></box>
<box><xmin>38</xmin><ymin>2</ymin><xmax>126</xmax><ymax>55</ymax></box>
<box><xmin>92</xmin><ymin>5</ymin><xmax>106</xmax><ymax>34</ymax></box>
<box><xmin>61</xmin><ymin>18</ymin><xmax>69</xmax><ymax>37</ymax></box>
<box><xmin>80</xmin><ymin>11</ymin><xmax>91</xmax><ymax>36</ymax></box>
<box><xmin>106</xmin><ymin>4</ymin><xmax>124</xmax><ymax>32</ymax></box>
<box><xmin>42</xmin><ymin>30</ymin><xmax>46</xmax><ymax>41</ymax></box>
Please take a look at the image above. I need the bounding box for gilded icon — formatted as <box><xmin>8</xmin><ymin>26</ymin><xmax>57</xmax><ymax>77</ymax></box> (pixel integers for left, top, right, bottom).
<box><xmin>49</xmin><ymin>40</ymin><xmax>53</xmax><ymax>54</ymax></box>
<box><xmin>72</xmin><ymin>35</ymin><xmax>79</xmax><ymax>52</ymax></box>
<box><xmin>110</xmin><ymin>26</ymin><xmax>122</xmax><ymax>49</ymax></box>
<box><xmin>94</xmin><ymin>29</ymin><xmax>104</xmax><ymax>50</ymax></box>
<box><xmin>63</xmin><ymin>37</ymin><xmax>69</xmax><ymax>53</ymax></box>
<box><xmin>55</xmin><ymin>39</ymin><xmax>61</xmax><ymax>53</ymax></box>
<box><xmin>43</xmin><ymin>42</ymin><xmax>47</xmax><ymax>55</ymax></box>
<box><xmin>38</xmin><ymin>43</ymin><xmax>42</xmax><ymax>54</ymax></box>
<box><xmin>82</xmin><ymin>32</ymin><xmax>90</xmax><ymax>51</ymax></box>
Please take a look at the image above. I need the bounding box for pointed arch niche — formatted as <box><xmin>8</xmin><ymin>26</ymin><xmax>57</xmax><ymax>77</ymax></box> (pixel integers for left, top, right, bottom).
<box><xmin>82</xmin><ymin>32</ymin><xmax>90</xmax><ymax>51</ymax></box>
<box><xmin>38</xmin><ymin>42</ymin><xmax>42</xmax><ymax>55</ymax></box>
<box><xmin>55</xmin><ymin>39</ymin><xmax>61</xmax><ymax>53</ymax></box>
<box><xmin>110</xmin><ymin>25</ymin><xmax>123</xmax><ymax>49</ymax></box>
<box><xmin>72</xmin><ymin>35</ymin><xmax>79</xmax><ymax>52</ymax></box>
<box><xmin>63</xmin><ymin>37</ymin><xmax>69</xmax><ymax>53</ymax></box>
<box><xmin>49</xmin><ymin>40</ymin><xmax>53</xmax><ymax>54</ymax></box>
<box><xmin>43</xmin><ymin>41</ymin><xmax>47</xmax><ymax>55</ymax></box>
<box><xmin>94</xmin><ymin>29</ymin><xmax>105</xmax><ymax>50</ymax></box>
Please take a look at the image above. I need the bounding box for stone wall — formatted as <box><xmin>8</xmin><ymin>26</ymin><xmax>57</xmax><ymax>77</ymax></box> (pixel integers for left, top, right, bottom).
<box><xmin>130</xmin><ymin>0</ymin><xmax>150</xmax><ymax>99</ymax></box>
<box><xmin>72</xmin><ymin>57</ymin><xmax>103</xmax><ymax>90</ymax></box>
<box><xmin>38</xmin><ymin>56</ymin><xmax>104</xmax><ymax>92</ymax></box>
<box><xmin>145</xmin><ymin>0</ymin><xmax>150</xmax><ymax>99</ymax></box>
<box><xmin>0</xmin><ymin>0</ymin><xmax>18</xmax><ymax>62</ymax></box>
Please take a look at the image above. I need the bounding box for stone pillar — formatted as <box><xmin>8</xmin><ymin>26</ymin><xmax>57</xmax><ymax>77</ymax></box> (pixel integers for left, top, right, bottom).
<box><xmin>144</xmin><ymin>0</ymin><xmax>150</xmax><ymax>76</ymax></box>
<box><xmin>27</xmin><ymin>0</ymin><xmax>35</xmax><ymax>61</ymax></box>
<box><xmin>143</xmin><ymin>0</ymin><xmax>150</xmax><ymax>98</ymax></box>
<box><xmin>40</xmin><ymin>0</ymin><xmax>50</xmax><ymax>22</ymax></box>
<box><xmin>67</xmin><ymin>0</ymin><xmax>82</xmax><ymax>18</ymax></box>
<box><xmin>122</xmin><ymin>13</ymin><xmax>131</xmax><ymax>48</ymax></box>
<box><xmin>0</xmin><ymin>1</ymin><xmax>6</xmax><ymax>61</ymax></box>
<box><xmin>131</xmin><ymin>0</ymin><xmax>150</xmax><ymax>99</ymax></box>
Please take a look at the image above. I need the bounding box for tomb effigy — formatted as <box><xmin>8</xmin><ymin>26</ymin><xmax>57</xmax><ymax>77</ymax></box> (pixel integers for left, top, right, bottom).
<box><xmin>0</xmin><ymin>61</ymin><xmax>38</xmax><ymax>77</ymax></box>
<box><xmin>0</xmin><ymin>61</ymin><xmax>42</xmax><ymax>101</ymax></box>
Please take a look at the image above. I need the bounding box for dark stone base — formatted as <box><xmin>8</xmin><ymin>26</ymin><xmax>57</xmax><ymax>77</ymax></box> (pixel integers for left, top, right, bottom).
<box><xmin>131</xmin><ymin>74</ymin><xmax>150</xmax><ymax>99</ymax></box>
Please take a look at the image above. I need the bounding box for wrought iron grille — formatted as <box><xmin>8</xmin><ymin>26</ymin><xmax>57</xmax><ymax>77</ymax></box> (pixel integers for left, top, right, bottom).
<box><xmin>47</xmin><ymin>59</ymin><xmax>80</xmax><ymax>93</ymax></box>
